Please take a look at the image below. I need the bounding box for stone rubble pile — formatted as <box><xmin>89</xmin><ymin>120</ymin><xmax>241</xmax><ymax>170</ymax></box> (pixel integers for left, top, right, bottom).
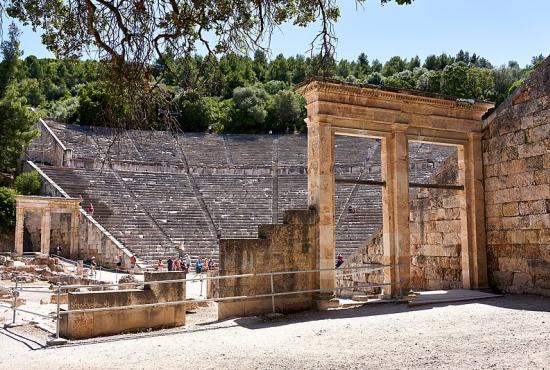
<box><xmin>0</xmin><ymin>255</ymin><xmax>69</xmax><ymax>283</ymax></box>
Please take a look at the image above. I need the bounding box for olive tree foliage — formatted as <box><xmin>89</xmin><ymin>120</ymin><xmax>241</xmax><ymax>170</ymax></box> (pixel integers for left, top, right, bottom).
<box><xmin>0</xmin><ymin>0</ymin><xmax>413</xmax><ymax>129</ymax></box>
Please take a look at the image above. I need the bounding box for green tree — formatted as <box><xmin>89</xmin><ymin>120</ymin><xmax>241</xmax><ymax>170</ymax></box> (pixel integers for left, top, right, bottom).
<box><xmin>416</xmin><ymin>70</ymin><xmax>442</xmax><ymax>93</ymax></box>
<box><xmin>269</xmin><ymin>54</ymin><xmax>291</xmax><ymax>83</ymax></box>
<box><xmin>253</xmin><ymin>50</ymin><xmax>269</xmax><ymax>82</ymax></box>
<box><xmin>14</xmin><ymin>78</ymin><xmax>45</xmax><ymax>107</ymax></box>
<box><xmin>14</xmin><ymin>171</ymin><xmax>42</xmax><ymax>195</ymax></box>
<box><xmin>366</xmin><ymin>72</ymin><xmax>384</xmax><ymax>85</ymax></box>
<box><xmin>0</xmin><ymin>85</ymin><xmax>38</xmax><ymax>175</ymax></box>
<box><xmin>354</xmin><ymin>53</ymin><xmax>370</xmax><ymax>79</ymax></box>
<box><xmin>230</xmin><ymin>85</ymin><xmax>270</xmax><ymax>132</ymax></box>
<box><xmin>440</xmin><ymin>62</ymin><xmax>470</xmax><ymax>97</ymax></box>
<box><xmin>266</xmin><ymin>89</ymin><xmax>306</xmax><ymax>132</ymax></box>
<box><xmin>0</xmin><ymin>187</ymin><xmax>16</xmax><ymax>232</ymax></box>
<box><xmin>381</xmin><ymin>56</ymin><xmax>407</xmax><ymax>77</ymax></box>
<box><xmin>0</xmin><ymin>22</ymin><xmax>22</xmax><ymax>97</ymax></box>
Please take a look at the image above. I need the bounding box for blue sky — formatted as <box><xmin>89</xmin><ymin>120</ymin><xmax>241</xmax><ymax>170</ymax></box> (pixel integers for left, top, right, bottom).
<box><xmin>2</xmin><ymin>0</ymin><xmax>549</xmax><ymax>67</ymax></box>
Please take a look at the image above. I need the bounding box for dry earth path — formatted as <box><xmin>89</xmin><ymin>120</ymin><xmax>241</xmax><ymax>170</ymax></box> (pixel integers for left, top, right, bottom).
<box><xmin>1</xmin><ymin>295</ymin><xmax>549</xmax><ymax>369</ymax></box>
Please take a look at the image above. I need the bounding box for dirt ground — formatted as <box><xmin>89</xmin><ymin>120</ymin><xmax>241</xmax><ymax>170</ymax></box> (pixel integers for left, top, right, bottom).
<box><xmin>1</xmin><ymin>294</ymin><xmax>549</xmax><ymax>369</ymax></box>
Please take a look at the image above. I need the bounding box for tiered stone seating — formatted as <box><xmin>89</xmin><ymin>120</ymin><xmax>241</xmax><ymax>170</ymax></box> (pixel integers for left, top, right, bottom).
<box><xmin>409</xmin><ymin>143</ymin><xmax>457</xmax><ymax>183</ymax></box>
<box><xmin>224</xmin><ymin>135</ymin><xmax>274</xmax><ymax>166</ymax></box>
<box><xmin>277</xmin><ymin>135</ymin><xmax>307</xmax><ymax>167</ymax></box>
<box><xmin>118</xmin><ymin>171</ymin><xmax>218</xmax><ymax>260</ymax></box>
<box><xmin>33</xmin><ymin>121</ymin><xmax>458</xmax><ymax>265</ymax></box>
<box><xmin>39</xmin><ymin>166</ymin><xmax>174</xmax><ymax>264</ymax></box>
<box><xmin>178</xmin><ymin>133</ymin><xmax>228</xmax><ymax>167</ymax></box>
<box><xmin>277</xmin><ymin>176</ymin><xmax>308</xmax><ymax>223</ymax></box>
<box><xmin>128</xmin><ymin>131</ymin><xmax>183</xmax><ymax>165</ymax></box>
<box><xmin>195</xmin><ymin>176</ymin><xmax>273</xmax><ymax>238</ymax></box>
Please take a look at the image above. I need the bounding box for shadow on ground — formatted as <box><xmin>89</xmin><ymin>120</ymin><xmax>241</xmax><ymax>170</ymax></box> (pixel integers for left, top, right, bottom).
<box><xmin>2</xmin><ymin>294</ymin><xmax>548</xmax><ymax>350</ymax></box>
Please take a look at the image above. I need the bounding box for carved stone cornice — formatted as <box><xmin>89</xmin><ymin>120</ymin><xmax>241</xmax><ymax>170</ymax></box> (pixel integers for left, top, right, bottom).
<box><xmin>296</xmin><ymin>79</ymin><xmax>494</xmax><ymax>114</ymax></box>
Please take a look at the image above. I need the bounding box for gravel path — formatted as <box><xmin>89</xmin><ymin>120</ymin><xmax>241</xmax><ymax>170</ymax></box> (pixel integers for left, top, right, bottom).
<box><xmin>1</xmin><ymin>294</ymin><xmax>549</xmax><ymax>369</ymax></box>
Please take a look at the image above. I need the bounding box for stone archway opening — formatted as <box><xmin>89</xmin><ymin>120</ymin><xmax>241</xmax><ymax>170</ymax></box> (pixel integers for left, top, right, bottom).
<box><xmin>297</xmin><ymin>79</ymin><xmax>494</xmax><ymax>302</ymax></box>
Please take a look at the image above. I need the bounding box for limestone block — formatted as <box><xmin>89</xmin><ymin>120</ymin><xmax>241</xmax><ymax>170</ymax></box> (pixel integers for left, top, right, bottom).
<box><xmin>502</xmin><ymin>202</ymin><xmax>519</xmax><ymax>217</ymax></box>
<box><xmin>449</xmin><ymin>257</ymin><xmax>461</xmax><ymax>270</ymax></box>
<box><xmin>491</xmin><ymin>271</ymin><xmax>514</xmax><ymax>287</ymax></box>
<box><xmin>426</xmin><ymin>233</ymin><xmax>443</xmax><ymax>245</ymax></box>
<box><xmin>498</xmin><ymin>257</ymin><xmax>529</xmax><ymax>272</ymax></box>
<box><xmin>442</xmin><ymin>233</ymin><xmax>461</xmax><ymax>246</ymax></box>
<box><xmin>512</xmin><ymin>272</ymin><xmax>533</xmax><ymax>288</ymax></box>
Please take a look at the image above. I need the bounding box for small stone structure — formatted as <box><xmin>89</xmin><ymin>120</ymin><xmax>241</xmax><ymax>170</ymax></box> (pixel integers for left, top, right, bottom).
<box><xmin>60</xmin><ymin>271</ymin><xmax>186</xmax><ymax>339</ymax></box>
<box><xmin>13</xmin><ymin>194</ymin><xmax>136</xmax><ymax>270</ymax></box>
<box><xmin>297</xmin><ymin>79</ymin><xmax>493</xmax><ymax>299</ymax></box>
<box><xmin>14</xmin><ymin>196</ymin><xmax>80</xmax><ymax>256</ymax></box>
<box><xmin>218</xmin><ymin>210</ymin><xmax>318</xmax><ymax>320</ymax></box>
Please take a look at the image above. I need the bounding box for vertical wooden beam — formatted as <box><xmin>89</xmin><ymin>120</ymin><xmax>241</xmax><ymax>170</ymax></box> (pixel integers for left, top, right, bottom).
<box><xmin>308</xmin><ymin>120</ymin><xmax>337</xmax><ymax>305</ymax></box>
<box><xmin>381</xmin><ymin>127</ymin><xmax>410</xmax><ymax>297</ymax></box>
<box><xmin>458</xmin><ymin>133</ymin><xmax>488</xmax><ymax>289</ymax></box>
<box><xmin>14</xmin><ymin>207</ymin><xmax>24</xmax><ymax>255</ymax></box>
<box><xmin>40</xmin><ymin>209</ymin><xmax>51</xmax><ymax>255</ymax></box>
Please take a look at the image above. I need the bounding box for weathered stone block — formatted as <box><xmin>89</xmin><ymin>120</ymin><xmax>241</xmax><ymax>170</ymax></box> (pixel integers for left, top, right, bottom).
<box><xmin>502</xmin><ymin>202</ymin><xmax>519</xmax><ymax>217</ymax></box>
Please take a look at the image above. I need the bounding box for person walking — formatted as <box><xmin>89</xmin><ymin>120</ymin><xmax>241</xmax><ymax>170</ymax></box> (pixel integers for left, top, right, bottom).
<box><xmin>174</xmin><ymin>258</ymin><xmax>181</xmax><ymax>271</ymax></box>
<box><xmin>130</xmin><ymin>255</ymin><xmax>137</xmax><ymax>275</ymax></box>
<box><xmin>167</xmin><ymin>257</ymin><xmax>174</xmax><ymax>272</ymax></box>
<box><xmin>195</xmin><ymin>258</ymin><xmax>203</xmax><ymax>274</ymax></box>
<box><xmin>185</xmin><ymin>254</ymin><xmax>191</xmax><ymax>270</ymax></box>
<box><xmin>90</xmin><ymin>257</ymin><xmax>97</xmax><ymax>276</ymax></box>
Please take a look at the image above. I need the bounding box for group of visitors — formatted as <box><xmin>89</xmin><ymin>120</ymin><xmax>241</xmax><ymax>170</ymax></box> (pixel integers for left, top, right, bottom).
<box><xmin>195</xmin><ymin>257</ymin><xmax>215</xmax><ymax>273</ymax></box>
<box><xmin>157</xmin><ymin>254</ymin><xmax>192</xmax><ymax>272</ymax></box>
<box><xmin>156</xmin><ymin>255</ymin><xmax>215</xmax><ymax>273</ymax></box>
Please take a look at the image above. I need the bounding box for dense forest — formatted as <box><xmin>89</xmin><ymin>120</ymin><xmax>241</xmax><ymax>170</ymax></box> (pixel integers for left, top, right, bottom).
<box><xmin>0</xmin><ymin>23</ymin><xmax>546</xmax><ymax>172</ymax></box>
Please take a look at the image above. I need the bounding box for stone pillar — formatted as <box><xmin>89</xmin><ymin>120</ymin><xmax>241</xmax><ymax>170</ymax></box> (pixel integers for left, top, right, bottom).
<box><xmin>14</xmin><ymin>207</ymin><xmax>25</xmax><ymax>255</ymax></box>
<box><xmin>307</xmin><ymin>120</ymin><xmax>337</xmax><ymax>306</ymax></box>
<box><xmin>458</xmin><ymin>133</ymin><xmax>488</xmax><ymax>289</ymax></box>
<box><xmin>381</xmin><ymin>128</ymin><xmax>410</xmax><ymax>297</ymax></box>
<box><xmin>70</xmin><ymin>209</ymin><xmax>80</xmax><ymax>259</ymax></box>
<box><xmin>40</xmin><ymin>209</ymin><xmax>51</xmax><ymax>255</ymax></box>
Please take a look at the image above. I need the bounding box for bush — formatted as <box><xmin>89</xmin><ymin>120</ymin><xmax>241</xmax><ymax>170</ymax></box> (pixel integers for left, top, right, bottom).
<box><xmin>14</xmin><ymin>171</ymin><xmax>42</xmax><ymax>195</ymax></box>
<box><xmin>0</xmin><ymin>187</ymin><xmax>16</xmax><ymax>232</ymax></box>
<box><xmin>50</xmin><ymin>96</ymin><xmax>79</xmax><ymax>123</ymax></box>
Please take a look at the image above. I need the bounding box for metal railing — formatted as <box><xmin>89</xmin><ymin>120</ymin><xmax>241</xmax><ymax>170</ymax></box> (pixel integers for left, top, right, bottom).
<box><xmin>2</xmin><ymin>263</ymin><xmax>401</xmax><ymax>343</ymax></box>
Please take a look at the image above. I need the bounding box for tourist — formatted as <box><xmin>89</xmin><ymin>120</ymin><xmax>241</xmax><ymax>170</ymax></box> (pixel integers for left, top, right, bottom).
<box><xmin>157</xmin><ymin>259</ymin><xmax>164</xmax><ymax>271</ymax></box>
<box><xmin>116</xmin><ymin>255</ymin><xmax>122</xmax><ymax>270</ymax></box>
<box><xmin>195</xmin><ymin>258</ymin><xmax>203</xmax><ymax>274</ymax></box>
<box><xmin>208</xmin><ymin>258</ymin><xmax>215</xmax><ymax>271</ymax></box>
<box><xmin>174</xmin><ymin>257</ymin><xmax>182</xmax><ymax>271</ymax></box>
<box><xmin>87</xmin><ymin>202</ymin><xmax>94</xmax><ymax>216</ymax></box>
<box><xmin>185</xmin><ymin>254</ymin><xmax>191</xmax><ymax>270</ymax></box>
<box><xmin>202</xmin><ymin>258</ymin><xmax>209</xmax><ymax>273</ymax></box>
<box><xmin>167</xmin><ymin>257</ymin><xmax>174</xmax><ymax>271</ymax></box>
<box><xmin>130</xmin><ymin>255</ymin><xmax>137</xmax><ymax>275</ymax></box>
<box><xmin>55</xmin><ymin>245</ymin><xmax>62</xmax><ymax>257</ymax></box>
<box><xmin>178</xmin><ymin>242</ymin><xmax>185</xmax><ymax>259</ymax></box>
<box><xmin>90</xmin><ymin>257</ymin><xmax>97</xmax><ymax>276</ymax></box>
<box><xmin>336</xmin><ymin>254</ymin><xmax>344</xmax><ymax>268</ymax></box>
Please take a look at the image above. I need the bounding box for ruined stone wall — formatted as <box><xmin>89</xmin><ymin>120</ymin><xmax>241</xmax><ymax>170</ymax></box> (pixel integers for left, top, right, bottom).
<box><xmin>26</xmin><ymin>119</ymin><xmax>66</xmax><ymax>167</ymax></box>
<box><xmin>77</xmin><ymin>210</ymin><xmax>135</xmax><ymax>269</ymax></box>
<box><xmin>60</xmin><ymin>271</ymin><xmax>186</xmax><ymax>339</ymax></box>
<box><xmin>218</xmin><ymin>209</ymin><xmax>318</xmax><ymax>319</ymax></box>
<box><xmin>338</xmin><ymin>155</ymin><xmax>463</xmax><ymax>294</ymax></box>
<box><xmin>0</xmin><ymin>232</ymin><xmax>14</xmax><ymax>253</ymax></box>
<box><xmin>483</xmin><ymin>56</ymin><xmax>550</xmax><ymax>296</ymax></box>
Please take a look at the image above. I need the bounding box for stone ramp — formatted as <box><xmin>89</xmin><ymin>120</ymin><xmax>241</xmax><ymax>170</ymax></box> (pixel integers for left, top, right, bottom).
<box><xmin>408</xmin><ymin>289</ymin><xmax>502</xmax><ymax>306</ymax></box>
